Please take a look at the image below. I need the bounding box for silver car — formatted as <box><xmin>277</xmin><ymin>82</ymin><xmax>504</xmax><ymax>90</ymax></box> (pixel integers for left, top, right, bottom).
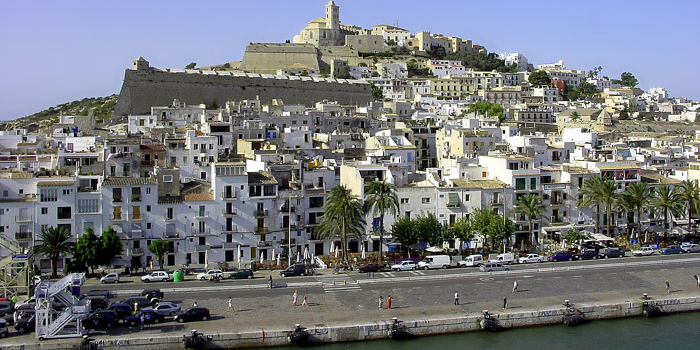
<box><xmin>682</xmin><ymin>244</ymin><xmax>700</xmax><ymax>253</ymax></box>
<box><xmin>146</xmin><ymin>302</ymin><xmax>181</xmax><ymax>316</ymax></box>
<box><xmin>479</xmin><ymin>262</ymin><xmax>511</xmax><ymax>272</ymax></box>
<box><xmin>100</xmin><ymin>273</ymin><xmax>119</xmax><ymax>284</ymax></box>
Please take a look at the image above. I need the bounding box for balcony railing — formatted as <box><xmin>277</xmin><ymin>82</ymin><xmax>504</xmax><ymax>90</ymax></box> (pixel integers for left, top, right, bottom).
<box><xmin>550</xmin><ymin>216</ymin><xmax>562</xmax><ymax>223</ymax></box>
<box><xmin>254</xmin><ymin>227</ymin><xmax>268</xmax><ymax>234</ymax></box>
<box><xmin>15</xmin><ymin>232</ymin><xmax>32</xmax><ymax>240</ymax></box>
<box><xmin>195</xmin><ymin>211</ymin><xmax>209</xmax><ymax>219</ymax></box>
<box><xmin>128</xmin><ymin>248</ymin><xmax>144</xmax><ymax>255</ymax></box>
<box><xmin>222</xmin><ymin>226</ymin><xmax>237</xmax><ymax>233</ymax></box>
<box><xmin>222</xmin><ymin>209</ymin><xmax>237</xmax><ymax>216</ymax></box>
<box><xmin>254</xmin><ymin>210</ymin><xmax>269</xmax><ymax>217</ymax></box>
<box><xmin>221</xmin><ymin>191</ymin><xmax>237</xmax><ymax>200</ymax></box>
<box><xmin>223</xmin><ymin>242</ymin><xmax>238</xmax><ymax>249</ymax></box>
<box><xmin>131</xmin><ymin>196</ymin><xmax>142</xmax><ymax>202</ymax></box>
<box><xmin>194</xmin><ymin>244</ymin><xmax>210</xmax><ymax>252</ymax></box>
<box><xmin>192</xmin><ymin>228</ymin><xmax>211</xmax><ymax>236</ymax></box>
<box><xmin>15</xmin><ymin>215</ymin><xmax>33</xmax><ymax>223</ymax></box>
<box><xmin>111</xmin><ymin>213</ymin><xmax>124</xmax><ymax>221</ymax></box>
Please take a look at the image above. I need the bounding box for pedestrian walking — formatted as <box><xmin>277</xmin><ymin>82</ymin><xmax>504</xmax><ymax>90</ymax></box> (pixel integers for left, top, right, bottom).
<box><xmin>293</xmin><ymin>290</ymin><xmax>298</xmax><ymax>306</ymax></box>
<box><xmin>387</xmin><ymin>295</ymin><xmax>392</xmax><ymax>309</ymax></box>
<box><xmin>454</xmin><ymin>291</ymin><xmax>459</xmax><ymax>305</ymax></box>
<box><xmin>378</xmin><ymin>295</ymin><xmax>383</xmax><ymax>309</ymax></box>
<box><xmin>665</xmin><ymin>280</ymin><xmax>670</xmax><ymax>294</ymax></box>
<box><xmin>512</xmin><ymin>280</ymin><xmax>518</xmax><ymax>293</ymax></box>
<box><xmin>140</xmin><ymin>314</ymin><xmax>145</xmax><ymax>330</ymax></box>
<box><xmin>268</xmin><ymin>275</ymin><xmax>273</xmax><ymax>289</ymax></box>
<box><xmin>227</xmin><ymin>297</ymin><xmax>233</xmax><ymax>312</ymax></box>
<box><xmin>302</xmin><ymin>294</ymin><xmax>308</xmax><ymax>307</ymax></box>
<box><xmin>502</xmin><ymin>295</ymin><xmax>507</xmax><ymax>309</ymax></box>
<box><xmin>695</xmin><ymin>274</ymin><xmax>700</xmax><ymax>288</ymax></box>
<box><xmin>144</xmin><ymin>312</ymin><xmax>152</xmax><ymax>328</ymax></box>
<box><xmin>133</xmin><ymin>302</ymin><xmax>139</xmax><ymax>314</ymax></box>
<box><xmin>193</xmin><ymin>301</ymin><xmax>198</xmax><ymax>307</ymax></box>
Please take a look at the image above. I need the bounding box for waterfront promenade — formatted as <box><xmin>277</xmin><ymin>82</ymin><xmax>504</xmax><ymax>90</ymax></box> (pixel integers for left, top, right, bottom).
<box><xmin>3</xmin><ymin>255</ymin><xmax>700</xmax><ymax>349</ymax></box>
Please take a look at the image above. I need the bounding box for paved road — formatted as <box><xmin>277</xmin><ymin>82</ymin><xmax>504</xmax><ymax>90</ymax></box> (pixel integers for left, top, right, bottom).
<box><xmin>4</xmin><ymin>253</ymin><xmax>700</xmax><ymax>346</ymax></box>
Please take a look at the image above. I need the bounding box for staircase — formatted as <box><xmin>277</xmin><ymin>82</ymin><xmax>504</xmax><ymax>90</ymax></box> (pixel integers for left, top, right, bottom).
<box><xmin>35</xmin><ymin>273</ymin><xmax>87</xmax><ymax>339</ymax></box>
<box><xmin>0</xmin><ymin>234</ymin><xmax>23</xmax><ymax>255</ymax></box>
<box><xmin>46</xmin><ymin>310</ymin><xmax>73</xmax><ymax>336</ymax></box>
<box><xmin>47</xmin><ymin>273</ymin><xmax>84</xmax><ymax>296</ymax></box>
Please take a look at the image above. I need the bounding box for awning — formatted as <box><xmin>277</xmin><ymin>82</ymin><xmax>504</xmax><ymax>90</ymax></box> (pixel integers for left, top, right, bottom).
<box><xmin>447</xmin><ymin>192</ymin><xmax>459</xmax><ymax>207</ymax></box>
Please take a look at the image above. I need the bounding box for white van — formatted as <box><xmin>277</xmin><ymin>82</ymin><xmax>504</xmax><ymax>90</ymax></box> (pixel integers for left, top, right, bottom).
<box><xmin>417</xmin><ymin>255</ymin><xmax>451</xmax><ymax>270</ymax></box>
<box><xmin>458</xmin><ymin>254</ymin><xmax>483</xmax><ymax>267</ymax></box>
<box><xmin>488</xmin><ymin>253</ymin><xmax>515</xmax><ymax>265</ymax></box>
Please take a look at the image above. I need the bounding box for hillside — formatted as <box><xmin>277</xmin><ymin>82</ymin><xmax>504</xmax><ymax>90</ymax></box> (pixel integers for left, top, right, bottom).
<box><xmin>0</xmin><ymin>95</ymin><xmax>118</xmax><ymax>132</ymax></box>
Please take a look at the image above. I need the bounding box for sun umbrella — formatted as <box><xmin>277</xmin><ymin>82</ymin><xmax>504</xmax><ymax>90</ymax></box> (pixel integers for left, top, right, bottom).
<box><xmin>304</xmin><ymin>246</ymin><xmax>310</xmax><ymax>260</ymax></box>
<box><xmin>204</xmin><ymin>249</ymin><xmax>209</xmax><ymax>269</ymax></box>
<box><xmin>260</xmin><ymin>251</ymin><xmax>264</xmax><ymax>264</ymax></box>
<box><xmin>236</xmin><ymin>245</ymin><xmax>241</xmax><ymax>262</ymax></box>
<box><xmin>276</xmin><ymin>253</ymin><xmax>281</xmax><ymax>266</ymax></box>
<box><xmin>361</xmin><ymin>244</ymin><xmax>366</xmax><ymax>259</ymax></box>
<box><xmin>296</xmin><ymin>251</ymin><xmax>301</xmax><ymax>263</ymax></box>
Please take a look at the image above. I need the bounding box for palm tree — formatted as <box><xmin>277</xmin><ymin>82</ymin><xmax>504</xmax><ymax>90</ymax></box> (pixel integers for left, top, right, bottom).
<box><xmin>514</xmin><ymin>194</ymin><xmax>544</xmax><ymax>248</ymax></box>
<box><xmin>650</xmin><ymin>185</ymin><xmax>684</xmax><ymax>242</ymax></box>
<box><xmin>620</xmin><ymin>182</ymin><xmax>649</xmax><ymax>241</ymax></box>
<box><xmin>678</xmin><ymin>180</ymin><xmax>700</xmax><ymax>232</ymax></box>
<box><xmin>363</xmin><ymin>180</ymin><xmax>399</xmax><ymax>263</ymax></box>
<box><xmin>577</xmin><ymin>177</ymin><xmax>604</xmax><ymax>233</ymax></box>
<box><xmin>598</xmin><ymin>178</ymin><xmax>621</xmax><ymax>237</ymax></box>
<box><xmin>34</xmin><ymin>226</ymin><xmax>73</xmax><ymax>278</ymax></box>
<box><xmin>316</xmin><ymin>186</ymin><xmax>366</xmax><ymax>264</ymax></box>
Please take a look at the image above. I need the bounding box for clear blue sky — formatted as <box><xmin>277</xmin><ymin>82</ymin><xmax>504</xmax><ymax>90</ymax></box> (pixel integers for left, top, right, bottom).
<box><xmin>1</xmin><ymin>0</ymin><xmax>698</xmax><ymax>120</ymax></box>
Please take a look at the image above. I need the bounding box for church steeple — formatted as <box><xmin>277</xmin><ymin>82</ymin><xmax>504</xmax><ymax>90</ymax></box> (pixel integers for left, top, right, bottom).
<box><xmin>325</xmin><ymin>1</ymin><xmax>339</xmax><ymax>30</ymax></box>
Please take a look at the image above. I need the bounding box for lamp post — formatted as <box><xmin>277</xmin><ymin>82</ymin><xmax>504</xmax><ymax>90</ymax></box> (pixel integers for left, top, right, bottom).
<box><xmin>288</xmin><ymin>190</ymin><xmax>292</xmax><ymax>267</ymax></box>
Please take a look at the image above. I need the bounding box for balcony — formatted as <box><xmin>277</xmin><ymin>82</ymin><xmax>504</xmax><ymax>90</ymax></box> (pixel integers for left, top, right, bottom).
<box><xmin>131</xmin><ymin>196</ymin><xmax>142</xmax><ymax>203</ymax></box>
<box><xmin>254</xmin><ymin>210</ymin><xmax>269</xmax><ymax>217</ymax></box>
<box><xmin>550</xmin><ymin>200</ymin><xmax>563</xmax><ymax>206</ymax></box>
<box><xmin>257</xmin><ymin>241</ymin><xmax>273</xmax><ymax>248</ymax></box>
<box><xmin>163</xmin><ymin>232</ymin><xmax>180</xmax><ymax>239</ymax></box>
<box><xmin>129</xmin><ymin>231</ymin><xmax>144</xmax><ymax>239</ymax></box>
<box><xmin>221</xmin><ymin>191</ymin><xmax>237</xmax><ymax>200</ymax></box>
<box><xmin>195</xmin><ymin>211</ymin><xmax>209</xmax><ymax>219</ymax></box>
<box><xmin>192</xmin><ymin>228</ymin><xmax>211</xmax><ymax>236</ymax></box>
<box><xmin>490</xmin><ymin>199</ymin><xmax>502</xmax><ymax>205</ymax></box>
<box><xmin>222</xmin><ymin>209</ymin><xmax>237</xmax><ymax>216</ymax></box>
<box><xmin>165</xmin><ymin>216</ymin><xmax>176</xmax><ymax>221</ymax></box>
<box><xmin>254</xmin><ymin>227</ymin><xmax>269</xmax><ymax>234</ymax></box>
<box><xmin>223</xmin><ymin>242</ymin><xmax>239</xmax><ymax>249</ymax></box>
<box><xmin>222</xmin><ymin>226</ymin><xmax>237</xmax><ymax>233</ymax></box>
<box><xmin>550</xmin><ymin>216</ymin><xmax>562</xmax><ymax>223</ymax></box>
<box><xmin>15</xmin><ymin>232</ymin><xmax>32</xmax><ymax>240</ymax></box>
<box><xmin>130</xmin><ymin>213</ymin><xmax>144</xmax><ymax>221</ymax></box>
<box><xmin>111</xmin><ymin>213</ymin><xmax>124</xmax><ymax>221</ymax></box>
<box><xmin>194</xmin><ymin>244</ymin><xmax>210</xmax><ymax>252</ymax></box>
<box><xmin>128</xmin><ymin>248</ymin><xmax>144</xmax><ymax>256</ymax></box>
<box><xmin>280</xmin><ymin>238</ymin><xmax>297</xmax><ymax>245</ymax></box>
<box><xmin>141</xmin><ymin>160</ymin><xmax>155</xmax><ymax>166</ymax></box>
<box><xmin>15</xmin><ymin>215</ymin><xmax>33</xmax><ymax>223</ymax></box>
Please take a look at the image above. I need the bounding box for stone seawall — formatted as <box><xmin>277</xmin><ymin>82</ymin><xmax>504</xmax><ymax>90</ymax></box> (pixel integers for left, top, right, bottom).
<box><xmin>3</xmin><ymin>295</ymin><xmax>697</xmax><ymax>350</ymax></box>
<box><xmin>113</xmin><ymin>68</ymin><xmax>372</xmax><ymax>116</ymax></box>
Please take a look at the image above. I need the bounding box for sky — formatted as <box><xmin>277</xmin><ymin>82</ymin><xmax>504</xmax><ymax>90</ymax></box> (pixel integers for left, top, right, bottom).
<box><xmin>1</xmin><ymin>0</ymin><xmax>699</xmax><ymax>121</ymax></box>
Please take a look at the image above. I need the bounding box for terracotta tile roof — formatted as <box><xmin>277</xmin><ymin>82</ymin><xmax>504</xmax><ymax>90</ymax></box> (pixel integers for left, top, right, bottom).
<box><xmin>183</xmin><ymin>193</ymin><xmax>214</xmax><ymax>202</ymax></box>
<box><xmin>102</xmin><ymin>177</ymin><xmax>157</xmax><ymax>186</ymax></box>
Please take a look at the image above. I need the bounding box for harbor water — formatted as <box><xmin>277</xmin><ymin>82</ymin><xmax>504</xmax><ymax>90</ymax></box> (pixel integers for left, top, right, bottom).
<box><xmin>262</xmin><ymin>311</ymin><xmax>699</xmax><ymax>350</ymax></box>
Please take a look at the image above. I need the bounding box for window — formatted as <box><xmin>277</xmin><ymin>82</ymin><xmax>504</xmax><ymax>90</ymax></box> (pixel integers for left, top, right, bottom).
<box><xmin>422</xmin><ymin>197</ymin><xmax>431</xmax><ymax>204</ymax></box>
<box><xmin>400</xmin><ymin>198</ymin><xmax>409</xmax><ymax>204</ymax></box>
<box><xmin>163</xmin><ymin>175</ymin><xmax>173</xmax><ymax>183</ymax></box>
<box><xmin>309</xmin><ymin>197</ymin><xmax>324</xmax><ymax>208</ymax></box>
<box><xmin>530</xmin><ymin>178</ymin><xmax>537</xmax><ymax>190</ymax></box>
<box><xmin>515</xmin><ymin>178</ymin><xmax>526</xmax><ymax>191</ymax></box>
<box><xmin>62</xmin><ymin>189</ymin><xmax>70</xmax><ymax>195</ymax></box>
<box><xmin>41</xmin><ymin>207</ymin><xmax>48</xmax><ymax>215</ymax></box>
<box><xmin>465</xmin><ymin>194</ymin><xmax>470</xmax><ymax>201</ymax></box>
<box><xmin>78</xmin><ymin>199</ymin><xmax>99</xmax><ymax>213</ymax></box>
<box><xmin>146</xmin><ymin>205</ymin><xmax>151</xmax><ymax>212</ymax></box>
<box><xmin>57</xmin><ymin>207</ymin><xmax>72</xmax><ymax>220</ymax></box>
<box><xmin>39</xmin><ymin>188</ymin><xmax>58</xmax><ymax>202</ymax></box>
<box><xmin>193</xmin><ymin>144</ymin><xmax>198</xmax><ymax>150</ymax></box>
<box><xmin>1</xmin><ymin>190</ymin><xmax>7</xmax><ymax>198</ymax></box>
<box><xmin>146</xmin><ymin>188</ymin><xmax>151</xmax><ymax>194</ymax></box>
<box><xmin>166</xmin><ymin>208</ymin><xmax>174</xmax><ymax>220</ymax></box>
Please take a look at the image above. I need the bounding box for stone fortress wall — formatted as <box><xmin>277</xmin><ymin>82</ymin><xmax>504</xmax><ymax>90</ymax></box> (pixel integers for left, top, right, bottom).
<box><xmin>240</xmin><ymin>43</ymin><xmax>321</xmax><ymax>74</ymax></box>
<box><xmin>113</xmin><ymin>58</ymin><xmax>372</xmax><ymax>116</ymax></box>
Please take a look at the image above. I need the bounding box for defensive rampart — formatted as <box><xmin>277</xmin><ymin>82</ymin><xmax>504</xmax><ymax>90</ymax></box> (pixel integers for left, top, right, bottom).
<box><xmin>113</xmin><ymin>67</ymin><xmax>372</xmax><ymax>116</ymax></box>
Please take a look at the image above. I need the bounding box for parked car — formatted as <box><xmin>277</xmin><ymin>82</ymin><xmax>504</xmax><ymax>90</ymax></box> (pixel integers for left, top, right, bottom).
<box><xmin>0</xmin><ymin>318</ymin><xmax>7</xmax><ymax>338</ymax></box>
<box><xmin>13</xmin><ymin>308</ymin><xmax>34</xmax><ymax>325</ymax></box>
<box><xmin>121</xmin><ymin>297</ymin><xmax>153</xmax><ymax>311</ymax></box>
<box><xmin>145</xmin><ymin>302</ymin><xmax>181</xmax><ymax>316</ymax></box>
<box><xmin>548</xmin><ymin>251</ymin><xmax>574</xmax><ymax>262</ymax></box>
<box><xmin>599</xmin><ymin>247</ymin><xmax>625</xmax><ymax>258</ymax></box>
<box><xmin>417</xmin><ymin>255</ymin><xmax>451</xmax><ymax>270</ymax></box>
<box><xmin>174</xmin><ymin>307</ymin><xmax>210</xmax><ymax>323</ymax></box>
<box><xmin>358</xmin><ymin>263</ymin><xmax>384</xmax><ymax>273</ymax></box>
<box><xmin>661</xmin><ymin>245</ymin><xmax>684</xmax><ymax>255</ymax></box>
<box><xmin>197</xmin><ymin>269</ymin><xmax>223</xmax><ymax>281</ymax></box>
<box><xmin>0</xmin><ymin>301</ymin><xmax>14</xmax><ymax>317</ymax></box>
<box><xmin>100</xmin><ymin>273</ymin><xmax>119</xmax><ymax>284</ymax></box>
<box><xmin>124</xmin><ymin>310</ymin><xmax>164</xmax><ymax>327</ymax></box>
<box><xmin>576</xmin><ymin>249</ymin><xmax>599</xmax><ymax>260</ymax></box>
<box><xmin>682</xmin><ymin>244</ymin><xmax>700</xmax><ymax>253</ymax></box>
<box><xmin>85</xmin><ymin>290</ymin><xmax>112</xmax><ymax>299</ymax></box>
<box><xmin>81</xmin><ymin>310</ymin><xmax>120</xmax><ymax>329</ymax></box>
<box><xmin>518</xmin><ymin>254</ymin><xmax>543</xmax><ymax>264</ymax></box>
<box><xmin>14</xmin><ymin>314</ymin><xmax>35</xmax><ymax>334</ymax></box>
<box><xmin>488</xmin><ymin>253</ymin><xmax>515</xmax><ymax>265</ymax></box>
<box><xmin>86</xmin><ymin>296</ymin><xmax>110</xmax><ymax>312</ymax></box>
<box><xmin>280</xmin><ymin>264</ymin><xmax>306</xmax><ymax>277</ymax></box>
<box><xmin>479</xmin><ymin>262</ymin><xmax>511</xmax><ymax>272</ymax></box>
<box><xmin>458</xmin><ymin>255</ymin><xmax>484</xmax><ymax>267</ymax></box>
<box><xmin>390</xmin><ymin>261</ymin><xmax>417</xmax><ymax>271</ymax></box>
<box><xmin>632</xmin><ymin>247</ymin><xmax>656</xmax><ymax>256</ymax></box>
<box><xmin>227</xmin><ymin>269</ymin><xmax>254</xmax><ymax>279</ymax></box>
<box><xmin>107</xmin><ymin>303</ymin><xmax>134</xmax><ymax>319</ymax></box>
<box><xmin>141</xmin><ymin>271</ymin><xmax>171</xmax><ymax>283</ymax></box>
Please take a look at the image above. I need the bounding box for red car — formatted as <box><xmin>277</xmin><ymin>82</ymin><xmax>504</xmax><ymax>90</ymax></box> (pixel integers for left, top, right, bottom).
<box><xmin>358</xmin><ymin>263</ymin><xmax>384</xmax><ymax>273</ymax></box>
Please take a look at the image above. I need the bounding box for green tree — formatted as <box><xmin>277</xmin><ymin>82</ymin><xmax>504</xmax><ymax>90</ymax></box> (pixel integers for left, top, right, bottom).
<box><xmin>650</xmin><ymin>185</ymin><xmax>684</xmax><ymax>241</ymax></box>
<box><xmin>316</xmin><ymin>186</ymin><xmax>366</xmax><ymax>264</ymax></box>
<box><xmin>514</xmin><ymin>194</ymin><xmax>544</xmax><ymax>247</ymax></box>
<box><xmin>34</xmin><ymin>226</ymin><xmax>73</xmax><ymax>278</ymax></box>
<box><xmin>485</xmin><ymin>214</ymin><xmax>515</xmax><ymax>252</ymax></box>
<box><xmin>363</xmin><ymin>180</ymin><xmax>399</xmax><ymax>262</ymax></box>
<box><xmin>391</xmin><ymin>216</ymin><xmax>418</xmax><ymax>257</ymax></box>
<box><xmin>185</xmin><ymin>62</ymin><xmax>197</xmax><ymax>69</ymax></box>
<box><xmin>620</xmin><ymin>182</ymin><xmax>649</xmax><ymax>241</ymax></box>
<box><xmin>578</xmin><ymin>177</ymin><xmax>605</xmax><ymax>233</ymax></box>
<box><xmin>75</xmin><ymin>227</ymin><xmax>101</xmax><ymax>274</ymax></box>
<box><xmin>598</xmin><ymin>178</ymin><xmax>621</xmax><ymax>236</ymax></box>
<box><xmin>450</xmin><ymin>216</ymin><xmax>474</xmax><ymax>253</ymax></box>
<box><xmin>678</xmin><ymin>180</ymin><xmax>700</xmax><ymax>232</ymax></box>
<box><xmin>562</xmin><ymin>228</ymin><xmax>587</xmax><ymax>246</ymax></box>
<box><xmin>147</xmin><ymin>239</ymin><xmax>169</xmax><ymax>270</ymax></box>
<box><xmin>100</xmin><ymin>226</ymin><xmax>124</xmax><ymax>266</ymax></box>
<box><xmin>385</xmin><ymin>39</ymin><xmax>398</xmax><ymax>46</ymax></box>
<box><xmin>570</xmin><ymin>111</ymin><xmax>581</xmax><ymax>121</ymax></box>
<box><xmin>620</xmin><ymin>72</ymin><xmax>638</xmax><ymax>87</ymax></box>
<box><xmin>469</xmin><ymin>207</ymin><xmax>497</xmax><ymax>251</ymax></box>
<box><xmin>414</xmin><ymin>212</ymin><xmax>448</xmax><ymax>247</ymax></box>
<box><xmin>370</xmin><ymin>82</ymin><xmax>383</xmax><ymax>100</ymax></box>
<box><xmin>468</xmin><ymin>101</ymin><xmax>504</xmax><ymax>121</ymax></box>
<box><xmin>578</xmin><ymin>81</ymin><xmax>598</xmax><ymax>96</ymax></box>
<box><xmin>528</xmin><ymin>70</ymin><xmax>551</xmax><ymax>87</ymax></box>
